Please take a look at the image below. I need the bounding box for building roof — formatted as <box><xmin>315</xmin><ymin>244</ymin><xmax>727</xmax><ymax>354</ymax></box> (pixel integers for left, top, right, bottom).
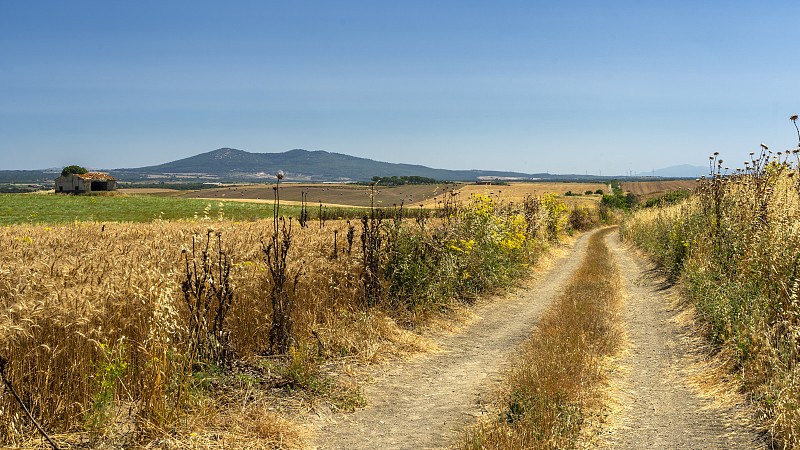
<box><xmin>74</xmin><ymin>172</ymin><xmax>117</xmax><ymax>181</ymax></box>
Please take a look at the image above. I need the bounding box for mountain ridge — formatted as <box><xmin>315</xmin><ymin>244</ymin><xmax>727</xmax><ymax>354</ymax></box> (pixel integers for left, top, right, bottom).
<box><xmin>1</xmin><ymin>148</ymin><xmax>704</xmax><ymax>184</ymax></box>
<box><xmin>112</xmin><ymin>147</ymin><xmax>553</xmax><ymax>182</ymax></box>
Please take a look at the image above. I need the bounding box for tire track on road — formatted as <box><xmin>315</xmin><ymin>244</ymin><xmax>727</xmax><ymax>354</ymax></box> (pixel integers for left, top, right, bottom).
<box><xmin>311</xmin><ymin>230</ymin><xmax>599</xmax><ymax>449</ymax></box>
<box><xmin>603</xmin><ymin>232</ymin><xmax>765</xmax><ymax>449</ymax></box>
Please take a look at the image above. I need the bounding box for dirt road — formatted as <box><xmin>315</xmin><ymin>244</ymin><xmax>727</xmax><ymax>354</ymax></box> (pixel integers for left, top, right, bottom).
<box><xmin>310</xmin><ymin>231</ymin><xmax>594</xmax><ymax>449</ymax></box>
<box><xmin>309</xmin><ymin>230</ymin><xmax>765</xmax><ymax>449</ymax></box>
<box><xmin>603</xmin><ymin>232</ymin><xmax>765</xmax><ymax>449</ymax></box>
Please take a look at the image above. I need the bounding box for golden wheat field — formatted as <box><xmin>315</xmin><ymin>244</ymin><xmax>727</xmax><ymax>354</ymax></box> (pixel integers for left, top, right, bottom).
<box><xmin>0</xmin><ymin>218</ymin><xmax>427</xmax><ymax>447</ymax></box>
<box><xmin>0</xmin><ymin>186</ymin><xmax>585</xmax><ymax>447</ymax></box>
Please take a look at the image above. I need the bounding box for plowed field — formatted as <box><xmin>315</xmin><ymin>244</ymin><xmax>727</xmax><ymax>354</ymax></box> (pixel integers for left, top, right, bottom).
<box><xmin>621</xmin><ymin>180</ymin><xmax>697</xmax><ymax>196</ymax></box>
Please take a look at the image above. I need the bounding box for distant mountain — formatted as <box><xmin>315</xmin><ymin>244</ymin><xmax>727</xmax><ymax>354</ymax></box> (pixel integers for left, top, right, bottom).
<box><xmin>637</xmin><ymin>165</ymin><xmax>708</xmax><ymax>178</ymax></box>
<box><xmin>1</xmin><ymin>148</ymin><xmax>709</xmax><ymax>184</ymax></box>
<box><xmin>111</xmin><ymin>148</ymin><xmax>558</xmax><ymax>182</ymax></box>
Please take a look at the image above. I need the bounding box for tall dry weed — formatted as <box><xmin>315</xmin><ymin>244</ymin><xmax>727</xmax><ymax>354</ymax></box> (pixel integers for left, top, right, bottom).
<box><xmin>621</xmin><ymin>121</ymin><xmax>800</xmax><ymax>447</ymax></box>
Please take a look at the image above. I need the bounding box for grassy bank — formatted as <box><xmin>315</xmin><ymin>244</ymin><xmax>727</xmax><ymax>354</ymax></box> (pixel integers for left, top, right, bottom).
<box><xmin>457</xmin><ymin>227</ymin><xmax>622</xmax><ymax>448</ymax></box>
<box><xmin>621</xmin><ymin>149</ymin><xmax>800</xmax><ymax>447</ymax></box>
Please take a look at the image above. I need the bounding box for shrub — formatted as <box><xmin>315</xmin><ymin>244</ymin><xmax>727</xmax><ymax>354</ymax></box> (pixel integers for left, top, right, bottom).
<box><xmin>567</xmin><ymin>207</ymin><xmax>593</xmax><ymax>231</ymax></box>
<box><xmin>370</xmin><ymin>192</ymin><xmax>573</xmax><ymax>312</ymax></box>
<box><xmin>642</xmin><ymin>189</ymin><xmax>692</xmax><ymax>208</ymax></box>
<box><xmin>601</xmin><ymin>192</ymin><xmax>637</xmax><ymax>210</ymax></box>
<box><xmin>362</xmin><ymin>175</ymin><xmax>438</xmax><ymax>186</ymax></box>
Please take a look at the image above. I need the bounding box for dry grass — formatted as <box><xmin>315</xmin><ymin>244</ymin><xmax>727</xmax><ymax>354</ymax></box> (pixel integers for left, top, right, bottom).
<box><xmin>0</xmin><ymin>186</ymin><xmax>596</xmax><ymax>447</ymax></box>
<box><xmin>0</xmin><ymin>219</ymin><xmax>421</xmax><ymax>446</ymax></box>
<box><xmin>15</xmin><ymin>399</ymin><xmax>307</xmax><ymax>449</ymax></box>
<box><xmin>456</xmin><ymin>228</ymin><xmax>623</xmax><ymax>449</ymax></box>
<box><xmin>621</xmin><ymin>148</ymin><xmax>800</xmax><ymax>448</ymax></box>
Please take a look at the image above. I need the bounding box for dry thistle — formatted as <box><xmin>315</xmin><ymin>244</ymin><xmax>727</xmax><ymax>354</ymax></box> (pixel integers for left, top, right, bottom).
<box><xmin>792</xmin><ymin>115</ymin><xmax>800</xmax><ymax>146</ymax></box>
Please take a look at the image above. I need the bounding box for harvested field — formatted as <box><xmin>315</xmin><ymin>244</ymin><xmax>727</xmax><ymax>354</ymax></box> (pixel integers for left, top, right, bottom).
<box><xmin>417</xmin><ymin>182</ymin><xmax>608</xmax><ymax>209</ymax></box>
<box><xmin>178</xmin><ymin>183</ymin><xmax>460</xmax><ymax>208</ymax></box>
<box><xmin>124</xmin><ymin>182</ymin><xmax>609</xmax><ymax>210</ymax></box>
<box><xmin>621</xmin><ymin>180</ymin><xmax>697</xmax><ymax>197</ymax></box>
<box><xmin>117</xmin><ymin>188</ymin><xmax>187</xmax><ymax>195</ymax></box>
<box><xmin>452</xmin><ymin>182</ymin><xmax>608</xmax><ymax>203</ymax></box>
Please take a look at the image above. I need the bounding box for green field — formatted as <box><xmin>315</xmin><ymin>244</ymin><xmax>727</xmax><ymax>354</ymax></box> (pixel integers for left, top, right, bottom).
<box><xmin>0</xmin><ymin>193</ymin><xmax>317</xmax><ymax>225</ymax></box>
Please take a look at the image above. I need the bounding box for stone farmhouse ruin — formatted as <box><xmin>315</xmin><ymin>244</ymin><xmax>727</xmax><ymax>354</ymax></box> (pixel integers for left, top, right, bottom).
<box><xmin>55</xmin><ymin>172</ymin><xmax>117</xmax><ymax>193</ymax></box>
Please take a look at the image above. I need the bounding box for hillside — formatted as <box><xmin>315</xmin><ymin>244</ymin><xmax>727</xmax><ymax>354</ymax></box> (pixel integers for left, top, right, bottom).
<box><xmin>111</xmin><ymin>148</ymin><xmax>551</xmax><ymax>182</ymax></box>
<box><xmin>1</xmin><ymin>148</ymin><xmax>704</xmax><ymax>185</ymax></box>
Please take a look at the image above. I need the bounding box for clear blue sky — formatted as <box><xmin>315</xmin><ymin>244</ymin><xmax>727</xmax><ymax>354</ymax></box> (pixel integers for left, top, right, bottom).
<box><xmin>2</xmin><ymin>1</ymin><xmax>798</xmax><ymax>175</ymax></box>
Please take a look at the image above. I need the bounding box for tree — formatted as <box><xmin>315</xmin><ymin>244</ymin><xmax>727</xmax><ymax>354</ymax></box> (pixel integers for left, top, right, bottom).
<box><xmin>61</xmin><ymin>165</ymin><xmax>87</xmax><ymax>177</ymax></box>
<box><xmin>601</xmin><ymin>192</ymin><xmax>637</xmax><ymax>210</ymax></box>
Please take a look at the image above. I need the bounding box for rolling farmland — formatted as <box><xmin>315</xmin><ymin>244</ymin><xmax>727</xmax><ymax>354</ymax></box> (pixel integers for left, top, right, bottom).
<box><xmin>620</xmin><ymin>179</ymin><xmax>697</xmax><ymax>196</ymax></box>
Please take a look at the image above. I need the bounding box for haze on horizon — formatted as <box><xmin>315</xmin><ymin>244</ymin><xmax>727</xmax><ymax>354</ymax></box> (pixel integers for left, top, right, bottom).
<box><xmin>1</xmin><ymin>1</ymin><xmax>798</xmax><ymax>175</ymax></box>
